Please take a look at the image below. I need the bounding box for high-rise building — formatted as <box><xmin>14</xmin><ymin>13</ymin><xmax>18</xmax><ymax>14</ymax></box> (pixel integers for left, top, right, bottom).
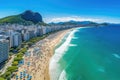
<box><xmin>8</xmin><ymin>30</ymin><xmax>14</xmax><ymax>47</ymax></box>
<box><xmin>28</xmin><ymin>30</ymin><xmax>35</xmax><ymax>39</ymax></box>
<box><xmin>42</xmin><ymin>27</ymin><xmax>46</xmax><ymax>35</ymax></box>
<box><xmin>8</xmin><ymin>30</ymin><xmax>22</xmax><ymax>47</ymax></box>
<box><xmin>0</xmin><ymin>39</ymin><xmax>9</xmax><ymax>64</ymax></box>
<box><xmin>13</xmin><ymin>33</ymin><xmax>22</xmax><ymax>47</ymax></box>
<box><xmin>23</xmin><ymin>31</ymin><xmax>30</xmax><ymax>41</ymax></box>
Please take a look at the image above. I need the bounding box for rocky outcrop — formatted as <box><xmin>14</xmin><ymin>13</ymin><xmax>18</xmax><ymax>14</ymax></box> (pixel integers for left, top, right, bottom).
<box><xmin>21</xmin><ymin>10</ymin><xmax>43</xmax><ymax>23</ymax></box>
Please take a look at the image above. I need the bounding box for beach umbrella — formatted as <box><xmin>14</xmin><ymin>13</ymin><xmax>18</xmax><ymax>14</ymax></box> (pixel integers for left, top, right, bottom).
<box><xmin>26</xmin><ymin>74</ymin><xmax>29</xmax><ymax>78</ymax></box>
<box><xmin>16</xmin><ymin>75</ymin><xmax>18</xmax><ymax>80</ymax></box>
<box><xmin>20</xmin><ymin>72</ymin><xmax>22</xmax><ymax>74</ymax></box>
<box><xmin>30</xmin><ymin>76</ymin><xmax>32</xmax><ymax>79</ymax></box>
<box><xmin>23</xmin><ymin>73</ymin><xmax>26</xmax><ymax>77</ymax></box>
<box><xmin>27</xmin><ymin>74</ymin><xmax>30</xmax><ymax>77</ymax></box>
<box><xmin>20</xmin><ymin>75</ymin><xmax>23</xmax><ymax>79</ymax></box>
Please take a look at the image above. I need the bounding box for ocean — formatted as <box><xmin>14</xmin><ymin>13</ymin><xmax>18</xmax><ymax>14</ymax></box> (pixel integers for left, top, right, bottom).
<box><xmin>49</xmin><ymin>24</ymin><xmax>120</xmax><ymax>80</ymax></box>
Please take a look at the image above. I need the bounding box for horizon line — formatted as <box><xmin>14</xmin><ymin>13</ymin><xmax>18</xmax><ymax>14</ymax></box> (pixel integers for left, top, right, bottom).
<box><xmin>0</xmin><ymin>11</ymin><xmax>120</xmax><ymax>24</ymax></box>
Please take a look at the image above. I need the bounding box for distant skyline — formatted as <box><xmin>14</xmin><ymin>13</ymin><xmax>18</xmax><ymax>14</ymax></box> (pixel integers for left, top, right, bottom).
<box><xmin>0</xmin><ymin>0</ymin><xmax>120</xmax><ymax>23</ymax></box>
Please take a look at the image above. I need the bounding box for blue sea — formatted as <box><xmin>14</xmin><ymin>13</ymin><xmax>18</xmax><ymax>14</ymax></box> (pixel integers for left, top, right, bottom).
<box><xmin>49</xmin><ymin>24</ymin><xmax>120</xmax><ymax>80</ymax></box>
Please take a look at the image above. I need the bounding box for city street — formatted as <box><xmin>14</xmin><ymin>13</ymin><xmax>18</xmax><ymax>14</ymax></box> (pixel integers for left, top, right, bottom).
<box><xmin>0</xmin><ymin>55</ymin><xmax>15</xmax><ymax>75</ymax></box>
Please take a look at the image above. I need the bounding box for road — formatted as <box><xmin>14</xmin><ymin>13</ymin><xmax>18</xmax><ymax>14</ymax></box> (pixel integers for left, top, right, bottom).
<box><xmin>0</xmin><ymin>55</ymin><xmax>15</xmax><ymax>75</ymax></box>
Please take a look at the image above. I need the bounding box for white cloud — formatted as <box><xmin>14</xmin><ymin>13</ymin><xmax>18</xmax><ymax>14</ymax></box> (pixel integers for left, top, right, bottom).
<box><xmin>44</xmin><ymin>16</ymin><xmax>120</xmax><ymax>24</ymax></box>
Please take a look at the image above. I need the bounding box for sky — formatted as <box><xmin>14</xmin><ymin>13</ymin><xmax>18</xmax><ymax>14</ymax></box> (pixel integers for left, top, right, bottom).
<box><xmin>0</xmin><ymin>0</ymin><xmax>120</xmax><ymax>23</ymax></box>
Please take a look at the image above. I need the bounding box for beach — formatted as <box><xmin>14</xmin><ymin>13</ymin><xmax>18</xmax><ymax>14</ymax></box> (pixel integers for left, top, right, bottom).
<box><xmin>49</xmin><ymin>25</ymin><xmax>120</xmax><ymax>80</ymax></box>
<box><xmin>11</xmin><ymin>29</ymin><xmax>71</xmax><ymax>80</ymax></box>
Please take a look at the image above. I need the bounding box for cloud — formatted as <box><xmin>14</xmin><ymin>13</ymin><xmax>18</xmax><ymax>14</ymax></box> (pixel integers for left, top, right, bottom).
<box><xmin>44</xmin><ymin>16</ymin><xmax>120</xmax><ymax>24</ymax></box>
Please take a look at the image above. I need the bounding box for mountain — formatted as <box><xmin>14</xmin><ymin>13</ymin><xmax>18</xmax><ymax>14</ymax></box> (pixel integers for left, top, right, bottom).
<box><xmin>49</xmin><ymin>20</ymin><xmax>98</xmax><ymax>26</ymax></box>
<box><xmin>0</xmin><ymin>10</ymin><xmax>43</xmax><ymax>24</ymax></box>
<box><xmin>21</xmin><ymin>10</ymin><xmax>43</xmax><ymax>23</ymax></box>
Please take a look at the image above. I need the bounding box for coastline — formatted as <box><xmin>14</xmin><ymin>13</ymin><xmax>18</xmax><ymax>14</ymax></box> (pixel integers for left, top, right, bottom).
<box><xmin>12</xmin><ymin>29</ymin><xmax>72</xmax><ymax>80</ymax></box>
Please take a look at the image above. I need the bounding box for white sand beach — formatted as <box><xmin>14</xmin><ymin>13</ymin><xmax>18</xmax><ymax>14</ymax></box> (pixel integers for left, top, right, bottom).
<box><xmin>11</xmin><ymin>29</ymin><xmax>71</xmax><ymax>80</ymax></box>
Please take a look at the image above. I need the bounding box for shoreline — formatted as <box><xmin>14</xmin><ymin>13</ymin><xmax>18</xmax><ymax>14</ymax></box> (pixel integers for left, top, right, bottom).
<box><xmin>12</xmin><ymin>29</ymin><xmax>72</xmax><ymax>80</ymax></box>
<box><xmin>49</xmin><ymin>28</ymin><xmax>76</xmax><ymax>80</ymax></box>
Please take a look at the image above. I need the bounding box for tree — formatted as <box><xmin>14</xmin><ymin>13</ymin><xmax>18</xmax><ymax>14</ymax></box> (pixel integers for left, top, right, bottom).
<box><xmin>19</xmin><ymin>48</ymin><xmax>27</xmax><ymax>53</ymax></box>
<box><xmin>16</xmin><ymin>53</ymin><xmax>23</xmax><ymax>57</ymax></box>
<box><xmin>0</xmin><ymin>77</ymin><xmax>5</xmax><ymax>80</ymax></box>
<box><xmin>7</xmin><ymin>66</ymin><xmax>18</xmax><ymax>72</ymax></box>
<box><xmin>1</xmin><ymin>71</ymin><xmax>11</xmax><ymax>79</ymax></box>
<box><xmin>12</xmin><ymin>61</ymin><xmax>18</xmax><ymax>66</ymax></box>
<box><xmin>9</xmin><ymin>52</ymin><xmax>13</xmax><ymax>56</ymax></box>
<box><xmin>14</xmin><ymin>57</ymin><xmax>23</xmax><ymax>61</ymax></box>
<box><xmin>9</xmin><ymin>48</ymin><xmax>14</xmax><ymax>52</ymax></box>
<box><xmin>27</xmin><ymin>42</ymin><xmax>33</xmax><ymax>47</ymax></box>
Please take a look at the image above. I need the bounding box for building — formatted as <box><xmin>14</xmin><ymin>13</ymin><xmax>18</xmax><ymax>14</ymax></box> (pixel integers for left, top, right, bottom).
<box><xmin>23</xmin><ymin>31</ymin><xmax>30</xmax><ymax>41</ymax></box>
<box><xmin>13</xmin><ymin>33</ymin><xmax>22</xmax><ymax>47</ymax></box>
<box><xmin>41</xmin><ymin>27</ymin><xmax>46</xmax><ymax>35</ymax></box>
<box><xmin>0</xmin><ymin>39</ymin><xmax>9</xmax><ymax>64</ymax></box>
<box><xmin>34</xmin><ymin>27</ymin><xmax>41</xmax><ymax>36</ymax></box>
<box><xmin>8</xmin><ymin>30</ymin><xmax>14</xmax><ymax>47</ymax></box>
<box><xmin>28</xmin><ymin>30</ymin><xmax>35</xmax><ymax>39</ymax></box>
<box><xmin>8</xmin><ymin>30</ymin><xmax>22</xmax><ymax>47</ymax></box>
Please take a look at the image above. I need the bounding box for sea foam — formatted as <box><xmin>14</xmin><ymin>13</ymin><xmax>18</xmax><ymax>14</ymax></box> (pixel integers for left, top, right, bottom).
<box><xmin>58</xmin><ymin>70</ymin><xmax>67</xmax><ymax>80</ymax></box>
<box><xmin>69</xmin><ymin>44</ymin><xmax>77</xmax><ymax>47</ymax></box>
<box><xmin>112</xmin><ymin>53</ymin><xmax>120</xmax><ymax>59</ymax></box>
<box><xmin>49</xmin><ymin>29</ymin><xmax>77</xmax><ymax>80</ymax></box>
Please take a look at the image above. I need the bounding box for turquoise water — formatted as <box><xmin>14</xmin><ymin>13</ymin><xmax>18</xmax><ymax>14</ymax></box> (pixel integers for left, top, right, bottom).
<box><xmin>50</xmin><ymin>24</ymin><xmax>120</xmax><ymax>80</ymax></box>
